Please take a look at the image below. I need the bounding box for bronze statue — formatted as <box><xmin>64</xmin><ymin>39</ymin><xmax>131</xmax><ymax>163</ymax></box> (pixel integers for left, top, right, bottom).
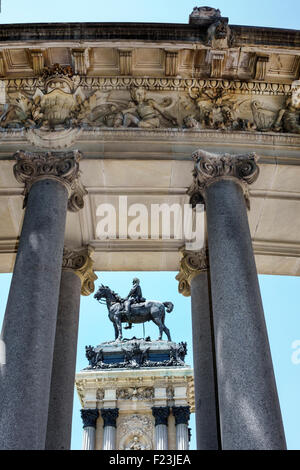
<box><xmin>122</xmin><ymin>277</ymin><xmax>145</xmax><ymax>329</ymax></box>
<box><xmin>94</xmin><ymin>282</ymin><xmax>173</xmax><ymax>341</ymax></box>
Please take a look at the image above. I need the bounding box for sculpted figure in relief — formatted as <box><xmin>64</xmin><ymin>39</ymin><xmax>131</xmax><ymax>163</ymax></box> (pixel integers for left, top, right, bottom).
<box><xmin>122</xmin><ymin>86</ymin><xmax>177</xmax><ymax>128</ymax></box>
<box><xmin>273</xmin><ymin>80</ymin><xmax>300</xmax><ymax>134</ymax></box>
<box><xmin>186</xmin><ymin>87</ymin><xmax>254</xmax><ymax>131</ymax></box>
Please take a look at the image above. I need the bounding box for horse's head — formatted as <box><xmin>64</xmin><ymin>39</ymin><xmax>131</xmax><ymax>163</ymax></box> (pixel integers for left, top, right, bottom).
<box><xmin>94</xmin><ymin>284</ymin><xmax>121</xmax><ymax>303</ymax></box>
<box><xmin>94</xmin><ymin>284</ymin><xmax>109</xmax><ymax>301</ymax></box>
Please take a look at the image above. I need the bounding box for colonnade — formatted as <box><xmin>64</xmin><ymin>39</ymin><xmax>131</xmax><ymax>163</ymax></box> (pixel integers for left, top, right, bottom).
<box><xmin>80</xmin><ymin>406</ymin><xmax>190</xmax><ymax>450</ymax></box>
<box><xmin>0</xmin><ymin>148</ymin><xmax>287</xmax><ymax>450</ymax></box>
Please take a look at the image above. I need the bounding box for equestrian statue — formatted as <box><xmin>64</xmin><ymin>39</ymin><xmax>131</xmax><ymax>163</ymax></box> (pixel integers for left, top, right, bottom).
<box><xmin>94</xmin><ymin>278</ymin><xmax>173</xmax><ymax>341</ymax></box>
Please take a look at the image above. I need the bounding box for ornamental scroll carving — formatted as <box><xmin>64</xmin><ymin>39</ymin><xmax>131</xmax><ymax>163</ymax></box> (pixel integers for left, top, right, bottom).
<box><xmin>176</xmin><ymin>248</ymin><xmax>209</xmax><ymax>297</ymax></box>
<box><xmin>62</xmin><ymin>247</ymin><xmax>98</xmax><ymax>296</ymax></box>
<box><xmin>187</xmin><ymin>149</ymin><xmax>260</xmax><ymax>209</ymax></box>
<box><xmin>13</xmin><ymin>150</ymin><xmax>87</xmax><ymax>212</ymax></box>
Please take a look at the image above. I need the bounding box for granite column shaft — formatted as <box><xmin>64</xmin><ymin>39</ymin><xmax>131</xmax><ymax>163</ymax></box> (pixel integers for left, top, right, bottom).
<box><xmin>45</xmin><ymin>270</ymin><xmax>82</xmax><ymax>450</ymax></box>
<box><xmin>190</xmin><ymin>270</ymin><xmax>220</xmax><ymax>450</ymax></box>
<box><xmin>205</xmin><ymin>177</ymin><xmax>286</xmax><ymax>449</ymax></box>
<box><xmin>0</xmin><ymin>178</ymin><xmax>68</xmax><ymax>450</ymax></box>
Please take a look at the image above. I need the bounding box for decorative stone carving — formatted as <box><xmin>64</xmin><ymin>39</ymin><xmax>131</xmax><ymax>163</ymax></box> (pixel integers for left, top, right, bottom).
<box><xmin>152</xmin><ymin>406</ymin><xmax>170</xmax><ymax>426</ymax></box>
<box><xmin>254</xmin><ymin>55</ymin><xmax>269</xmax><ymax>81</ymax></box>
<box><xmin>125</xmin><ymin>435</ymin><xmax>150</xmax><ymax>450</ymax></box>
<box><xmin>189</xmin><ymin>6</ymin><xmax>221</xmax><ymax>24</ymax></box>
<box><xmin>165</xmin><ymin>50</ymin><xmax>178</xmax><ymax>77</ymax></box>
<box><xmin>187</xmin><ymin>87</ymin><xmax>254</xmax><ymax>131</ymax></box>
<box><xmin>30</xmin><ymin>50</ymin><xmax>45</xmax><ymax>76</ymax></box>
<box><xmin>273</xmin><ymin>80</ymin><xmax>300</xmax><ymax>134</ymax></box>
<box><xmin>0</xmin><ymin>54</ymin><xmax>5</xmax><ymax>77</ymax></box>
<box><xmin>121</xmin><ymin>86</ymin><xmax>177</xmax><ymax>128</ymax></box>
<box><xmin>176</xmin><ymin>248</ymin><xmax>209</xmax><ymax>297</ymax></box>
<box><xmin>118</xmin><ymin>49</ymin><xmax>133</xmax><ymax>76</ymax></box>
<box><xmin>187</xmin><ymin>149</ymin><xmax>260</xmax><ymax>208</ymax></box>
<box><xmin>172</xmin><ymin>406</ymin><xmax>190</xmax><ymax>426</ymax></box>
<box><xmin>101</xmin><ymin>408</ymin><xmax>119</xmax><ymax>428</ymax></box>
<box><xmin>72</xmin><ymin>49</ymin><xmax>89</xmax><ymax>75</ymax></box>
<box><xmin>118</xmin><ymin>414</ymin><xmax>153</xmax><ymax>450</ymax></box>
<box><xmin>117</xmin><ymin>387</ymin><xmax>154</xmax><ymax>400</ymax></box>
<box><xmin>96</xmin><ymin>388</ymin><xmax>105</xmax><ymax>401</ymax></box>
<box><xmin>62</xmin><ymin>247</ymin><xmax>98</xmax><ymax>295</ymax></box>
<box><xmin>85</xmin><ymin>339</ymin><xmax>188</xmax><ymax>370</ymax></box>
<box><xmin>80</xmin><ymin>408</ymin><xmax>99</xmax><ymax>428</ymax></box>
<box><xmin>207</xmin><ymin>18</ymin><xmax>232</xmax><ymax>49</ymax></box>
<box><xmin>13</xmin><ymin>150</ymin><xmax>87</xmax><ymax>212</ymax></box>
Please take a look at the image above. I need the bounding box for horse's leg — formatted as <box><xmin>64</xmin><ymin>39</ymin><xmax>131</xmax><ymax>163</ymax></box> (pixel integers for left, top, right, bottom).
<box><xmin>113</xmin><ymin>321</ymin><xmax>119</xmax><ymax>341</ymax></box>
<box><xmin>151</xmin><ymin>308</ymin><xmax>172</xmax><ymax>341</ymax></box>
<box><xmin>115</xmin><ymin>315</ymin><xmax>123</xmax><ymax>341</ymax></box>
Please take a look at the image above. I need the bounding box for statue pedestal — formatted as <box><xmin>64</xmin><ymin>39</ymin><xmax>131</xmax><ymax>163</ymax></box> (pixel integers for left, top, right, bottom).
<box><xmin>76</xmin><ymin>339</ymin><xmax>194</xmax><ymax>450</ymax></box>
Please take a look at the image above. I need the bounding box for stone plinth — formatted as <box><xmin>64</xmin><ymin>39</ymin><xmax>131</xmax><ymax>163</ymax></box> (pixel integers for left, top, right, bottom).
<box><xmin>76</xmin><ymin>339</ymin><xmax>194</xmax><ymax>450</ymax></box>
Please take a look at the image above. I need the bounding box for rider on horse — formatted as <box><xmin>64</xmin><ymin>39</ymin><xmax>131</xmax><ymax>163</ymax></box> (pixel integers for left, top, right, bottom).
<box><xmin>123</xmin><ymin>277</ymin><xmax>145</xmax><ymax>329</ymax></box>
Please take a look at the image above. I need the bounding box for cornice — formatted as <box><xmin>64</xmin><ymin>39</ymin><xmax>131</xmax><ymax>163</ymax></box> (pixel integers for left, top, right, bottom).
<box><xmin>0</xmin><ymin>22</ymin><xmax>299</xmax><ymax>49</ymax></box>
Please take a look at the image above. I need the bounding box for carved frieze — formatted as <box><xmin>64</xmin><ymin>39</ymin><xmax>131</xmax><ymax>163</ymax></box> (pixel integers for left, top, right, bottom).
<box><xmin>13</xmin><ymin>149</ymin><xmax>86</xmax><ymax>212</ymax></box>
<box><xmin>62</xmin><ymin>247</ymin><xmax>98</xmax><ymax>296</ymax></box>
<box><xmin>0</xmin><ymin>69</ymin><xmax>298</xmax><ymax>149</ymax></box>
<box><xmin>116</xmin><ymin>386</ymin><xmax>154</xmax><ymax>401</ymax></box>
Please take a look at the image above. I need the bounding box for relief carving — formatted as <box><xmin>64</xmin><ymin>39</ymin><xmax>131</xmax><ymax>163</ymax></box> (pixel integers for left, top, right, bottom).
<box><xmin>118</xmin><ymin>414</ymin><xmax>153</xmax><ymax>450</ymax></box>
<box><xmin>117</xmin><ymin>386</ymin><xmax>154</xmax><ymax>400</ymax></box>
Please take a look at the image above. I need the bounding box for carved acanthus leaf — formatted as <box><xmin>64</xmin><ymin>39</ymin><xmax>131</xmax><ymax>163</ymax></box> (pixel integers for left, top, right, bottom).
<box><xmin>13</xmin><ymin>150</ymin><xmax>87</xmax><ymax>212</ymax></box>
<box><xmin>187</xmin><ymin>149</ymin><xmax>259</xmax><ymax>208</ymax></box>
<box><xmin>62</xmin><ymin>247</ymin><xmax>98</xmax><ymax>296</ymax></box>
<box><xmin>176</xmin><ymin>248</ymin><xmax>209</xmax><ymax>297</ymax></box>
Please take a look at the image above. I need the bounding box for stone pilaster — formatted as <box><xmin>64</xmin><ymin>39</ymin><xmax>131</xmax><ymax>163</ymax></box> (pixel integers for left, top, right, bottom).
<box><xmin>190</xmin><ymin>149</ymin><xmax>286</xmax><ymax>450</ymax></box>
<box><xmin>81</xmin><ymin>409</ymin><xmax>99</xmax><ymax>450</ymax></box>
<box><xmin>152</xmin><ymin>406</ymin><xmax>170</xmax><ymax>450</ymax></box>
<box><xmin>0</xmin><ymin>150</ymin><xmax>86</xmax><ymax>450</ymax></box>
<box><xmin>101</xmin><ymin>408</ymin><xmax>119</xmax><ymax>450</ymax></box>
<box><xmin>45</xmin><ymin>247</ymin><xmax>97</xmax><ymax>450</ymax></box>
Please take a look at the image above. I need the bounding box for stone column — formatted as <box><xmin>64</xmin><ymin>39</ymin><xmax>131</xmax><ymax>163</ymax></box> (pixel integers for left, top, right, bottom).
<box><xmin>172</xmin><ymin>406</ymin><xmax>190</xmax><ymax>450</ymax></box>
<box><xmin>189</xmin><ymin>149</ymin><xmax>286</xmax><ymax>450</ymax></box>
<box><xmin>45</xmin><ymin>248</ymin><xmax>97</xmax><ymax>450</ymax></box>
<box><xmin>81</xmin><ymin>409</ymin><xmax>99</xmax><ymax>450</ymax></box>
<box><xmin>152</xmin><ymin>406</ymin><xmax>170</xmax><ymax>450</ymax></box>
<box><xmin>101</xmin><ymin>408</ymin><xmax>119</xmax><ymax>450</ymax></box>
<box><xmin>176</xmin><ymin>248</ymin><xmax>220</xmax><ymax>450</ymax></box>
<box><xmin>0</xmin><ymin>150</ymin><xmax>86</xmax><ymax>450</ymax></box>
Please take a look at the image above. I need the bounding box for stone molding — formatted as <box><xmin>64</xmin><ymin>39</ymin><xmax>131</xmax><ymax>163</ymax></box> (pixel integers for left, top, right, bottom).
<box><xmin>62</xmin><ymin>246</ymin><xmax>98</xmax><ymax>296</ymax></box>
<box><xmin>188</xmin><ymin>149</ymin><xmax>260</xmax><ymax>208</ymax></box>
<box><xmin>80</xmin><ymin>408</ymin><xmax>99</xmax><ymax>429</ymax></box>
<box><xmin>151</xmin><ymin>406</ymin><xmax>170</xmax><ymax>426</ymax></box>
<box><xmin>175</xmin><ymin>247</ymin><xmax>209</xmax><ymax>297</ymax></box>
<box><xmin>100</xmin><ymin>408</ymin><xmax>119</xmax><ymax>428</ymax></box>
<box><xmin>172</xmin><ymin>406</ymin><xmax>190</xmax><ymax>426</ymax></box>
<box><xmin>13</xmin><ymin>149</ymin><xmax>87</xmax><ymax>212</ymax></box>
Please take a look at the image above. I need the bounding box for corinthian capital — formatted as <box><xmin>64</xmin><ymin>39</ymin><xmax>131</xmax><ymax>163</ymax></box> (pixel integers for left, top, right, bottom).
<box><xmin>187</xmin><ymin>149</ymin><xmax>259</xmax><ymax>208</ymax></box>
<box><xmin>62</xmin><ymin>247</ymin><xmax>98</xmax><ymax>296</ymax></box>
<box><xmin>175</xmin><ymin>248</ymin><xmax>208</xmax><ymax>297</ymax></box>
<box><xmin>13</xmin><ymin>149</ymin><xmax>87</xmax><ymax>212</ymax></box>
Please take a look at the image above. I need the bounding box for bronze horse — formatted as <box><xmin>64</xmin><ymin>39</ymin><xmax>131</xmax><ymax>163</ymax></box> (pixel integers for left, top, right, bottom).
<box><xmin>94</xmin><ymin>284</ymin><xmax>173</xmax><ymax>341</ymax></box>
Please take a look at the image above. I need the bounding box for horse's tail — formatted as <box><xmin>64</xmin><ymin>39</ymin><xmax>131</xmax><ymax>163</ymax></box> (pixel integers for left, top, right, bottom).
<box><xmin>163</xmin><ymin>301</ymin><xmax>174</xmax><ymax>313</ymax></box>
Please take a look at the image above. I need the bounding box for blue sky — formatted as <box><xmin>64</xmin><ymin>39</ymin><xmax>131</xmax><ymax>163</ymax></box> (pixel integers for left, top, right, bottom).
<box><xmin>0</xmin><ymin>0</ymin><xmax>300</xmax><ymax>451</ymax></box>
